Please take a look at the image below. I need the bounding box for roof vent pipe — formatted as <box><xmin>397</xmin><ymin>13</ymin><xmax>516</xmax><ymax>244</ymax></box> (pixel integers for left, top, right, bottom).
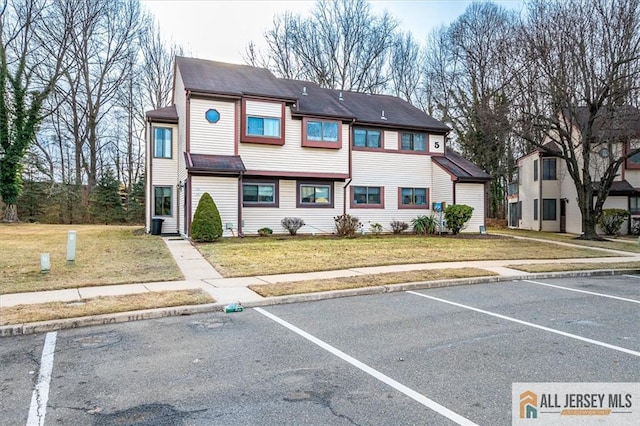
<box><xmin>302</xmin><ymin>86</ymin><xmax>308</xmax><ymax>96</ymax></box>
<box><xmin>381</xmin><ymin>110</ymin><xmax>387</xmax><ymax>120</ymax></box>
<box><xmin>338</xmin><ymin>91</ymin><xmax>344</xmax><ymax>101</ymax></box>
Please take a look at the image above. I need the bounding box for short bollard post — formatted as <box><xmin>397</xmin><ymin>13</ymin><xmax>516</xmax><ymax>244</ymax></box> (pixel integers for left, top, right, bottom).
<box><xmin>41</xmin><ymin>253</ymin><xmax>51</xmax><ymax>273</ymax></box>
<box><xmin>67</xmin><ymin>230</ymin><xmax>77</xmax><ymax>264</ymax></box>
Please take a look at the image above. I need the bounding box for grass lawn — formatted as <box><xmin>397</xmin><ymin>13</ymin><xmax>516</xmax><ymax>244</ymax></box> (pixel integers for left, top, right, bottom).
<box><xmin>0</xmin><ymin>224</ymin><xmax>183</xmax><ymax>294</ymax></box>
<box><xmin>0</xmin><ymin>290</ymin><xmax>213</xmax><ymax>325</ymax></box>
<box><xmin>197</xmin><ymin>233</ymin><xmax>625</xmax><ymax>277</ymax></box>
<box><xmin>490</xmin><ymin>227</ymin><xmax>640</xmax><ymax>253</ymax></box>
<box><xmin>249</xmin><ymin>268</ymin><xmax>497</xmax><ymax>297</ymax></box>
<box><xmin>508</xmin><ymin>261</ymin><xmax>640</xmax><ymax>273</ymax></box>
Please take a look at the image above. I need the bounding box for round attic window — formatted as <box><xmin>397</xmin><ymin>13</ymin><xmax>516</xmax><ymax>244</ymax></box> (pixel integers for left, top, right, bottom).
<box><xmin>205</xmin><ymin>109</ymin><xmax>220</xmax><ymax>123</ymax></box>
<box><xmin>599</xmin><ymin>147</ymin><xmax>609</xmax><ymax>158</ymax></box>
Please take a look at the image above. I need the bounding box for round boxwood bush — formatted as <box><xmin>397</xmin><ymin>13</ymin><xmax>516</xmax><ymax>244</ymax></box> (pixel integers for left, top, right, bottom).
<box><xmin>191</xmin><ymin>192</ymin><xmax>223</xmax><ymax>242</ymax></box>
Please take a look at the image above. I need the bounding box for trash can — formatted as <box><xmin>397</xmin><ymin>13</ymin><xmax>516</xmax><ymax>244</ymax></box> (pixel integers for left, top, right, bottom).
<box><xmin>151</xmin><ymin>218</ymin><xmax>164</xmax><ymax>235</ymax></box>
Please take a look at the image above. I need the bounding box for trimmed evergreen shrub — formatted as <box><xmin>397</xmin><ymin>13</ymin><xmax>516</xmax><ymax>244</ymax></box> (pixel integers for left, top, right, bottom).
<box><xmin>598</xmin><ymin>208</ymin><xmax>629</xmax><ymax>235</ymax></box>
<box><xmin>444</xmin><ymin>204</ymin><xmax>474</xmax><ymax>235</ymax></box>
<box><xmin>257</xmin><ymin>227</ymin><xmax>273</xmax><ymax>237</ymax></box>
<box><xmin>191</xmin><ymin>192</ymin><xmax>223</xmax><ymax>242</ymax></box>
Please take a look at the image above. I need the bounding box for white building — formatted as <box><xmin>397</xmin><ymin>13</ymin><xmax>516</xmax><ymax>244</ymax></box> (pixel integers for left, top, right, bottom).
<box><xmin>146</xmin><ymin>57</ymin><xmax>490</xmax><ymax>237</ymax></box>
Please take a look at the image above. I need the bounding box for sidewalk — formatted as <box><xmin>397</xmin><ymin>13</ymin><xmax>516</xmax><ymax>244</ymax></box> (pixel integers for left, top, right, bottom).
<box><xmin>2</xmin><ymin>235</ymin><xmax>640</xmax><ymax>334</ymax></box>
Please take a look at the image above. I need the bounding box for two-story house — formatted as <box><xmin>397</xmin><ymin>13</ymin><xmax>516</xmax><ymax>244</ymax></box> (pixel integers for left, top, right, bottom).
<box><xmin>508</xmin><ymin>106</ymin><xmax>640</xmax><ymax>235</ymax></box>
<box><xmin>145</xmin><ymin>57</ymin><xmax>490</xmax><ymax>237</ymax></box>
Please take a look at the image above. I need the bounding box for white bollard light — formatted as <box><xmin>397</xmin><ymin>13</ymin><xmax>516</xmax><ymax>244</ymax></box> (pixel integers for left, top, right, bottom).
<box><xmin>67</xmin><ymin>230</ymin><xmax>77</xmax><ymax>264</ymax></box>
<box><xmin>41</xmin><ymin>253</ymin><xmax>50</xmax><ymax>273</ymax></box>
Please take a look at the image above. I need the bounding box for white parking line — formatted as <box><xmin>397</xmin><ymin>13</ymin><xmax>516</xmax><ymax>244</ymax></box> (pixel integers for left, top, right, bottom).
<box><xmin>406</xmin><ymin>291</ymin><xmax>640</xmax><ymax>358</ymax></box>
<box><xmin>27</xmin><ymin>332</ymin><xmax>57</xmax><ymax>426</ymax></box>
<box><xmin>522</xmin><ymin>279</ymin><xmax>640</xmax><ymax>304</ymax></box>
<box><xmin>255</xmin><ymin>307</ymin><xmax>478</xmax><ymax>426</ymax></box>
<box><xmin>623</xmin><ymin>274</ymin><xmax>640</xmax><ymax>280</ymax></box>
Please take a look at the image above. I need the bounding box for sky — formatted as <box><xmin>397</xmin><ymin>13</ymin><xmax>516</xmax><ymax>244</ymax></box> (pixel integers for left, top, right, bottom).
<box><xmin>141</xmin><ymin>0</ymin><xmax>525</xmax><ymax>65</ymax></box>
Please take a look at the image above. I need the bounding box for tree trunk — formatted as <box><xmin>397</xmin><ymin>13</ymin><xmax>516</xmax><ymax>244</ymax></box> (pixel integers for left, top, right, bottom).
<box><xmin>2</xmin><ymin>204</ymin><xmax>19</xmax><ymax>222</ymax></box>
<box><xmin>579</xmin><ymin>208</ymin><xmax>603</xmax><ymax>240</ymax></box>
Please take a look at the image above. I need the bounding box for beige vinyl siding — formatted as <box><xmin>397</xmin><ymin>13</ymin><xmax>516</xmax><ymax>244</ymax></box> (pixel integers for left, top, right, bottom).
<box><xmin>242</xmin><ymin>180</ymin><xmax>344</xmax><ymax>235</ymax></box>
<box><xmin>189</xmin><ymin>99</ymin><xmax>236</xmax><ymax>155</ymax></box>
<box><xmin>384</xmin><ymin>130</ymin><xmax>398</xmax><ymax>150</ymax></box>
<box><xmin>150</xmin><ymin>123</ymin><xmax>179</xmax><ymax>233</ymax></box>
<box><xmin>348</xmin><ymin>150</ymin><xmax>431</xmax><ymax>230</ymax></box>
<box><xmin>245</xmin><ymin>100</ymin><xmax>282</xmax><ymax>116</ymax></box>
<box><xmin>191</xmin><ymin>176</ymin><xmax>239</xmax><ymax>237</ymax></box>
<box><xmin>624</xmin><ymin>169</ymin><xmax>640</xmax><ymax>188</ymax></box>
<box><xmin>429</xmin><ymin>134</ymin><xmax>445</xmax><ymax>155</ymax></box>
<box><xmin>455</xmin><ymin>183</ymin><xmax>485</xmax><ymax>232</ymax></box>
<box><xmin>431</xmin><ymin>163</ymin><xmax>454</xmax><ymax>206</ymax></box>
<box><xmin>239</xmin><ymin>108</ymin><xmax>349</xmax><ymax>175</ymax></box>
<box><xmin>559</xmin><ymin>160</ymin><xmax>581</xmax><ymax>234</ymax></box>
<box><xmin>517</xmin><ymin>153</ymin><xmax>540</xmax><ymax>230</ymax></box>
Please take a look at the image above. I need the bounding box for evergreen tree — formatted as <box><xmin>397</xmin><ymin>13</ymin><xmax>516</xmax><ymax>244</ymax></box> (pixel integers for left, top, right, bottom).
<box><xmin>191</xmin><ymin>192</ymin><xmax>223</xmax><ymax>242</ymax></box>
<box><xmin>126</xmin><ymin>175</ymin><xmax>145</xmax><ymax>224</ymax></box>
<box><xmin>90</xmin><ymin>168</ymin><xmax>125</xmax><ymax>224</ymax></box>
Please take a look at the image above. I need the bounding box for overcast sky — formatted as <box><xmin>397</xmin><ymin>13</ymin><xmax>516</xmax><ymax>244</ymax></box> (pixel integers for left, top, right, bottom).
<box><xmin>141</xmin><ymin>0</ymin><xmax>525</xmax><ymax>64</ymax></box>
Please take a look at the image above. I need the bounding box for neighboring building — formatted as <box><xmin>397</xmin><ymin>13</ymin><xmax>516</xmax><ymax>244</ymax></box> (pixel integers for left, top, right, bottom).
<box><xmin>145</xmin><ymin>56</ymin><xmax>490</xmax><ymax>237</ymax></box>
<box><xmin>508</xmin><ymin>106</ymin><xmax>640</xmax><ymax>235</ymax></box>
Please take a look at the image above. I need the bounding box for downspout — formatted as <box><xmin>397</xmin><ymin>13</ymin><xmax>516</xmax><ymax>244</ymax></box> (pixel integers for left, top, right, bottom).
<box><xmin>343</xmin><ymin>178</ymin><xmax>352</xmax><ymax>215</ymax></box>
<box><xmin>186</xmin><ymin>90</ymin><xmax>192</xmax><ymax>236</ymax></box>
<box><xmin>237</xmin><ymin>172</ymin><xmax>243</xmax><ymax>237</ymax></box>
<box><xmin>146</xmin><ymin>119</ymin><xmax>151</xmax><ymax>233</ymax></box>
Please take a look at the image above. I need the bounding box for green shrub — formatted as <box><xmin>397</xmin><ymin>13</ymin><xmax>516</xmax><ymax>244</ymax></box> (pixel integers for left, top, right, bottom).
<box><xmin>444</xmin><ymin>204</ymin><xmax>474</xmax><ymax>235</ymax></box>
<box><xmin>281</xmin><ymin>217</ymin><xmax>305</xmax><ymax>235</ymax></box>
<box><xmin>257</xmin><ymin>227</ymin><xmax>273</xmax><ymax>237</ymax></box>
<box><xmin>334</xmin><ymin>214</ymin><xmax>360</xmax><ymax>237</ymax></box>
<box><xmin>598</xmin><ymin>208</ymin><xmax>629</xmax><ymax>235</ymax></box>
<box><xmin>411</xmin><ymin>215</ymin><xmax>437</xmax><ymax>235</ymax></box>
<box><xmin>390</xmin><ymin>220</ymin><xmax>409</xmax><ymax>234</ymax></box>
<box><xmin>369</xmin><ymin>222</ymin><xmax>383</xmax><ymax>235</ymax></box>
<box><xmin>191</xmin><ymin>192</ymin><xmax>223</xmax><ymax>242</ymax></box>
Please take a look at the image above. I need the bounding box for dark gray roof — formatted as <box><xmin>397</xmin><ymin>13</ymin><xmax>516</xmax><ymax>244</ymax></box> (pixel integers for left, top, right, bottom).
<box><xmin>176</xmin><ymin>56</ymin><xmax>295</xmax><ymax>100</ymax></box>
<box><xmin>175</xmin><ymin>56</ymin><xmax>449</xmax><ymax>132</ymax></box>
<box><xmin>567</xmin><ymin>106</ymin><xmax>640</xmax><ymax>140</ymax></box>
<box><xmin>185</xmin><ymin>153</ymin><xmax>246</xmax><ymax>174</ymax></box>
<box><xmin>592</xmin><ymin>180</ymin><xmax>638</xmax><ymax>196</ymax></box>
<box><xmin>433</xmin><ymin>150</ymin><xmax>491</xmax><ymax>182</ymax></box>
<box><xmin>146</xmin><ymin>105</ymin><xmax>178</xmax><ymax>123</ymax></box>
<box><xmin>332</xmin><ymin>90</ymin><xmax>450</xmax><ymax>132</ymax></box>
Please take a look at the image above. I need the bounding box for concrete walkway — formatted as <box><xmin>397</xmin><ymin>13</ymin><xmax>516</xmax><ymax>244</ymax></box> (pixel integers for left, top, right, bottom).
<box><xmin>2</xmin><ymin>235</ymin><xmax>640</xmax><ymax>334</ymax></box>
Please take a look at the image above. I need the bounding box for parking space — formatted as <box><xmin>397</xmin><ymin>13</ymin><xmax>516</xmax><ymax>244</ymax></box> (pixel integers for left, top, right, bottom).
<box><xmin>1</xmin><ymin>275</ymin><xmax>638</xmax><ymax>425</ymax></box>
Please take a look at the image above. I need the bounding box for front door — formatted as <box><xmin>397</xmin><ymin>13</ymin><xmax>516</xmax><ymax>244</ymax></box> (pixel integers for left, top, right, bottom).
<box><xmin>560</xmin><ymin>198</ymin><xmax>566</xmax><ymax>233</ymax></box>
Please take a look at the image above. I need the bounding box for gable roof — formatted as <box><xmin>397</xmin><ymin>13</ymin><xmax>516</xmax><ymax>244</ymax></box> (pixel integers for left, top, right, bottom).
<box><xmin>174</xmin><ymin>56</ymin><xmax>449</xmax><ymax>133</ymax></box>
<box><xmin>567</xmin><ymin>105</ymin><xmax>640</xmax><ymax>140</ymax></box>
<box><xmin>433</xmin><ymin>150</ymin><xmax>491</xmax><ymax>182</ymax></box>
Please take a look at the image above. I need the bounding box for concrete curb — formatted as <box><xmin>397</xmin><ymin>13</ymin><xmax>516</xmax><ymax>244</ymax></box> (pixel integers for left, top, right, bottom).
<box><xmin>2</xmin><ymin>269</ymin><xmax>639</xmax><ymax>337</ymax></box>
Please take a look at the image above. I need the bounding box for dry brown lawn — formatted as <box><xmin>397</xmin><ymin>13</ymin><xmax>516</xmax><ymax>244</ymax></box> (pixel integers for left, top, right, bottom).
<box><xmin>249</xmin><ymin>267</ymin><xmax>497</xmax><ymax>297</ymax></box>
<box><xmin>0</xmin><ymin>289</ymin><xmax>213</xmax><ymax>325</ymax></box>
<box><xmin>0</xmin><ymin>224</ymin><xmax>183</xmax><ymax>294</ymax></box>
<box><xmin>508</xmin><ymin>261</ymin><xmax>640</xmax><ymax>273</ymax></box>
<box><xmin>198</xmin><ymin>233</ymin><xmax>621</xmax><ymax>277</ymax></box>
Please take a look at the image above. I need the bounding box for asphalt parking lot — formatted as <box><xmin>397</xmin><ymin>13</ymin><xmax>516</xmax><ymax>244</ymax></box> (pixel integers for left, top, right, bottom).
<box><xmin>1</xmin><ymin>275</ymin><xmax>638</xmax><ymax>425</ymax></box>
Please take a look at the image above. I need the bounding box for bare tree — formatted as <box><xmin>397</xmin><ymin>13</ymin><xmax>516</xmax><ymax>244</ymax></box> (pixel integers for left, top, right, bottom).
<box><xmin>253</xmin><ymin>0</ymin><xmax>397</xmax><ymax>92</ymax></box>
<box><xmin>0</xmin><ymin>0</ymin><xmax>72</xmax><ymax>221</ymax></box>
<box><xmin>514</xmin><ymin>0</ymin><xmax>640</xmax><ymax>239</ymax></box>
<box><xmin>54</xmin><ymin>0</ymin><xmax>145</xmax><ymax>191</ymax></box>
<box><xmin>388</xmin><ymin>31</ymin><xmax>423</xmax><ymax>105</ymax></box>
<box><xmin>423</xmin><ymin>2</ymin><xmax>519</xmax><ymax>219</ymax></box>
